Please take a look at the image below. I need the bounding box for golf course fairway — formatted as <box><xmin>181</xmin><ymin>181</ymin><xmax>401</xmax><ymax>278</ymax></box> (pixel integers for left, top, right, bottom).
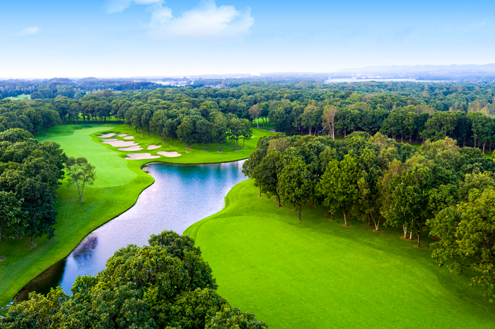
<box><xmin>185</xmin><ymin>180</ymin><xmax>495</xmax><ymax>329</ymax></box>
<box><xmin>0</xmin><ymin>124</ymin><xmax>271</xmax><ymax>306</ymax></box>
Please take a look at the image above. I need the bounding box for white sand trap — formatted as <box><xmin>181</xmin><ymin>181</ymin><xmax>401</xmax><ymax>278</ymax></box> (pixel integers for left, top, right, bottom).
<box><xmin>97</xmin><ymin>133</ymin><xmax>115</xmax><ymax>138</ymax></box>
<box><xmin>147</xmin><ymin>145</ymin><xmax>161</xmax><ymax>150</ymax></box>
<box><xmin>125</xmin><ymin>153</ymin><xmax>160</xmax><ymax>160</ymax></box>
<box><xmin>123</xmin><ymin>136</ymin><xmax>134</xmax><ymax>140</ymax></box>
<box><xmin>118</xmin><ymin>146</ymin><xmax>143</xmax><ymax>151</ymax></box>
<box><xmin>101</xmin><ymin>138</ymin><xmax>118</xmax><ymax>142</ymax></box>
<box><xmin>118</xmin><ymin>134</ymin><xmax>127</xmax><ymax>137</ymax></box>
<box><xmin>158</xmin><ymin>151</ymin><xmax>181</xmax><ymax>158</ymax></box>
<box><xmin>102</xmin><ymin>140</ymin><xmax>138</xmax><ymax>147</ymax></box>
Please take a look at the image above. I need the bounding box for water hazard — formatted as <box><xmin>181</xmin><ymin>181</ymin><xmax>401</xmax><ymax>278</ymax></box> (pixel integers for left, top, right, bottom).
<box><xmin>17</xmin><ymin>160</ymin><xmax>246</xmax><ymax>300</ymax></box>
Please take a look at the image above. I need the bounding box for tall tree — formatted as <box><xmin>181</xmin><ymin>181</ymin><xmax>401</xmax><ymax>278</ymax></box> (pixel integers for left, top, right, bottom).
<box><xmin>384</xmin><ymin>163</ymin><xmax>433</xmax><ymax>247</ymax></box>
<box><xmin>0</xmin><ymin>191</ymin><xmax>25</xmax><ymax>244</ymax></box>
<box><xmin>322</xmin><ymin>105</ymin><xmax>338</xmax><ymax>139</ymax></box>
<box><xmin>177</xmin><ymin>119</ymin><xmax>195</xmax><ymax>152</ymax></box>
<box><xmin>428</xmin><ymin>188</ymin><xmax>495</xmax><ymax>302</ymax></box>
<box><xmin>248</xmin><ymin>104</ymin><xmax>262</xmax><ymax>128</ymax></box>
<box><xmin>66</xmin><ymin>157</ymin><xmax>96</xmax><ymax>202</ymax></box>
<box><xmin>318</xmin><ymin>155</ymin><xmax>361</xmax><ymax>226</ymax></box>
<box><xmin>278</xmin><ymin>157</ymin><xmax>312</xmax><ymax>221</ymax></box>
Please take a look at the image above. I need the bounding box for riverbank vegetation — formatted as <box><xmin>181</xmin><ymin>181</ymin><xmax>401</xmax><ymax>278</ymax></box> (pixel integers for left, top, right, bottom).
<box><xmin>0</xmin><ymin>124</ymin><xmax>270</xmax><ymax>307</ymax></box>
<box><xmin>1</xmin><ymin>230</ymin><xmax>266</xmax><ymax>328</ymax></box>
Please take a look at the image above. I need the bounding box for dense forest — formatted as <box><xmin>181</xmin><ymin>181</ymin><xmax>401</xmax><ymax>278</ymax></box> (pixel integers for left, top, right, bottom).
<box><xmin>3</xmin><ymin>81</ymin><xmax>495</xmax><ymax>152</ymax></box>
<box><xmin>243</xmin><ymin>131</ymin><xmax>495</xmax><ymax>302</ymax></box>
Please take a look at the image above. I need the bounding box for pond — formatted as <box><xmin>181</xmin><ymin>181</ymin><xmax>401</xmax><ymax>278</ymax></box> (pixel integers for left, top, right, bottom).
<box><xmin>17</xmin><ymin>160</ymin><xmax>247</xmax><ymax>300</ymax></box>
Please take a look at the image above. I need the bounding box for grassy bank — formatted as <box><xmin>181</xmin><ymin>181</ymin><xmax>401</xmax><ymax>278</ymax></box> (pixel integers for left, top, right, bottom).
<box><xmin>0</xmin><ymin>124</ymin><xmax>271</xmax><ymax>306</ymax></box>
<box><xmin>185</xmin><ymin>180</ymin><xmax>495</xmax><ymax>329</ymax></box>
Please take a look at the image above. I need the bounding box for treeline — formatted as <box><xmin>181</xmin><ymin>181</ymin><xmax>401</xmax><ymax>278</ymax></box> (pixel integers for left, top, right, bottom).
<box><xmin>269</xmin><ymin>102</ymin><xmax>495</xmax><ymax>152</ymax></box>
<box><xmin>127</xmin><ymin>105</ymin><xmax>253</xmax><ymax>152</ymax></box>
<box><xmin>0</xmin><ymin>78</ymin><xmax>165</xmax><ymax>100</ymax></box>
<box><xmin>1</xmin><ymin>231</ymin><xmax>266</xmax><ymax>328</ymax></box>
<box><xmin>4</xmin><ymin>82</ymin><xmax>495</xmax><ymax>153</ymax></box>
<box><xmin>0</xmin><ymin>129</ymin><xmax>67</xmax><ymax>247</ymax></box>
<box><xmin>0</xmin><ymin>99</ymin><xmax>61</xmax><ymax>136</ymax></box>
<box><xmin>243</xmin><ymin>132</ymin><xmax>495</xmax><ymax>301</ymax></box>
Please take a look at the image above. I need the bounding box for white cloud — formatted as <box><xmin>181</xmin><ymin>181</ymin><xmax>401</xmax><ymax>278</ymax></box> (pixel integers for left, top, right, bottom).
<box><xmin>16</xmin><ymin>26</ymin><xmax>40</xmax><ymax>36</ymax></box>
<box><xmin>105</xmin><ymin>0</ymin><xmax>162</xmax><ymax>14</ymax></box>
<box><xmin>148</xmin><ymin>0</ymin><xmax>253</xmax><ymax>38</ymax></box>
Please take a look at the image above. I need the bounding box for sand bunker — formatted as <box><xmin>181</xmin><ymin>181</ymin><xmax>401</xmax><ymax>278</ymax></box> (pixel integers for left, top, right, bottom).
<box><xmin>123</xmin><ymin>136</ymin><xmax>134</xmax><ymax>140</ymax></box>
<box><xmin>97</xmin><ymin>133</ymin><xmax>115</xmax><ymax>138</ymax></box>
<box><xmin>118</xmin><ymin>146</ymin><xmax>143</xmax><ymax>151</ymax></box>
<box><xmin>147</xmin><ymin>145</ymin><xmax>161</xmax><ymax>150</ymax></box>
<box><xmin>101</xmin><ymin>138</ymin><xmax>118</xmax><ymax>142</ymax></box>
<box><xmin>158</xmin><ymin>151</ymin><xmax>181</xmax><ymax>157</ymax></box>
<box><xmin>125</xmin><ymin>153</ymin><xmax>161</xmax><ymax>160</ymax></box>
<box><xmin>118</xmin><ymin>134</ymin><xmax>127</xmax><ymax>137</ymax></box>
<box><xmin>102</xmin><ymin>140</ymin><xmax>138</xmax><ymax>147</ymax></box>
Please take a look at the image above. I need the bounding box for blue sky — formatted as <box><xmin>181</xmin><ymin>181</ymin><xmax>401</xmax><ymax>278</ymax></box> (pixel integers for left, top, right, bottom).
<box><xmin>1</xmin><ymin>0</ymin><xmax>495</xmax><ymax>78</ymax></box>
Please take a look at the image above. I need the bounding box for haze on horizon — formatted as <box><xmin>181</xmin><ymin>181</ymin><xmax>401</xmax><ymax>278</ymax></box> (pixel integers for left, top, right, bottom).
<box><xmin>1</xmin><ymin>0</ymin><xmax>495</xmax><ymax>79</ymax></box>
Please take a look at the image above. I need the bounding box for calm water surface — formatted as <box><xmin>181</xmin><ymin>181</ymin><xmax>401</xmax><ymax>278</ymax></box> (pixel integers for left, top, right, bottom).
<box><xmin>17</xmin><ymin>160</ymin><xmax>246</xmax><ymax>300</ymax></box>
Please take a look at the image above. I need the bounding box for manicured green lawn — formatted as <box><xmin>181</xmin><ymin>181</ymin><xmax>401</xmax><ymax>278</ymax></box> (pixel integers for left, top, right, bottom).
<box><xmin>4</xmin><ymin>94</ymin><xmax>31</xmax><ymax>101</ymax></box>
<box><xmin>0</xmin><ymin>124</ymin><xmax>271</xmax><ymax>306</ymax></box>
<box><xmin>185</xmin><ymin>180</ymin><xmax>495</xmax><ymax>329</ymax></box>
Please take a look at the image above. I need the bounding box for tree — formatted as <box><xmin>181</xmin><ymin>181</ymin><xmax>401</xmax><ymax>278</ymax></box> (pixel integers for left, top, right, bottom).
<box><xmin>212</xmin><ymin>113</ymin><xmax>228</xmax><ymax>152</ymax></box>
<box><xmin>318</xmin><ymin>155</ymin><xmax>361</xmax><ymax>226</ymax></box>
<box><xmin>141</xmin><ymin>108</ymin><xmax>153</xmax><ymax>137</ymax></box>
<box><xmin>428</xmin><ymin>188</ymin><xmax>495</xmax><ymax>302</ymax></box>
<box><xmin>66</xmin><ymin>157</ymin><xmax>96</xmax><ymax>202</ymax></box>
<box><xmin>207</xmin><ymin>308</ymin><xmax>268</xmax><ymax>329</ymax></box>
<box><xmin>196</xmin><ymin>118</ymin><xmax>213</xmax><ymax>151</ymax></box>
<box><xmin>257</xmin><ymin>150</ymin><xmax>284</xmax><ymax>206</ymax></box>
<box><xmin>0</xmin><ymin>191</ymin><xmax>25</xmax><ymax>244</ymax></box>
<box><xmin>242</xmin><ymin>149</ymin><xmax>266</xmax><ymax>197</ymax></box>
<box><xmin>177</xmin><ymin>119</ymin><xmax>195</xmax><ymax>152</ymax></box>
<box><xmin>248</xmin><ymin>104</ymin><xmax>262</xmax><ymax>128</ymax></box>
<box><xmin>322</xmin><ymin>105</ymin><xmax>338</xmax><ymax>139</ymax></box>
<box><xmin>278</xmin><ymin>157</ymin><xmax>312</xmax><ymax>221</ymax></box>
<box><xmin>2</xmin><ymin>230</ymin><xmax>265</xmax><ymax>328</ymax></box>
<box><xmin>356</xmin><ymin>149</ymin><xmax>383</xmax><ymax>230</ymax></box>
<box><xmin>164</xmin><ymin>118</ymin><xmax>179</xmax><ymax>146</ymax></box>
<box><xmin>240</xmin><ymin>118</ymin><xmax>253</xmax><ymax>148</ymax></box>
<box><xmin>384</xmin><ymin>163</ymin><xmax>433</xmax><ymax>247</ymax></box>
<box><xmin>228</xmin><ymin>117</ymin><xmax>244</xmax><ymax>151</ymax></box>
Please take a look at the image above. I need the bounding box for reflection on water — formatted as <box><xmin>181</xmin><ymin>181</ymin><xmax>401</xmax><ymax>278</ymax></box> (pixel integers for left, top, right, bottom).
<box><xmin>17</xmin><ymin>160</ymin><xmax>246</xmax><ymax>301</ymax></box>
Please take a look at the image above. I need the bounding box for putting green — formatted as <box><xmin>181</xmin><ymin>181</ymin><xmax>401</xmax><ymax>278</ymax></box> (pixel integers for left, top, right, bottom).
<box><xmin>0</xmin><ymin>124</ymin><xmax>271</xmax><ymax>306</ymax></box>
<box><xmin>185</xmin><ymin>180</ymin><xmax>495</xmax><ymax>329</ymax></box>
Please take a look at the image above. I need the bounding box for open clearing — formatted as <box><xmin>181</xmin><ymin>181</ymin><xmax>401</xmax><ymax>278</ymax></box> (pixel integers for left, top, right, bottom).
<box><xmin>185</xmin><ymin>180</ymin><xmax>495</xmax><ymax>329</ymax></box>
<box><xmin>0</xmin><ymin>124</ymin><xmax>271</xmax><ymax>306</ymax></box>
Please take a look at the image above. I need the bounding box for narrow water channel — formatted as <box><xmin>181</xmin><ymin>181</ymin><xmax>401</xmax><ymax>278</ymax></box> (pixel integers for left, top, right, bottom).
<box><xmin>17</xmin><ymin>160</ymin><xmax>246</xmax><ymax>300</ymax></box>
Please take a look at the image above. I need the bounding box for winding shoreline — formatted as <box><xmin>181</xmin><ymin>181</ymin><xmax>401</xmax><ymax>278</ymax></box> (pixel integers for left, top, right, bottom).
<box><xmin>0</xmin><ymin>124</ymin><xmax>270</xmax><ymax>306</ymax></box>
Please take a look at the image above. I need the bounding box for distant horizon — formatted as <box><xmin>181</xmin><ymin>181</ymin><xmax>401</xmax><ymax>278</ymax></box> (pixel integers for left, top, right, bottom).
<box><xmin>2</xmin><ymin>61</ymin><xmax>495</xmax><ymax>80</ymax></box>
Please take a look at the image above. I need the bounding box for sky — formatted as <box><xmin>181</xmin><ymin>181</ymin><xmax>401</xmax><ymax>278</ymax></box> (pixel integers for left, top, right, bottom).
<box><xmin>1</xmin><ymin>0</ymin><xmax>495</xmax><ymax>78</ymax></box>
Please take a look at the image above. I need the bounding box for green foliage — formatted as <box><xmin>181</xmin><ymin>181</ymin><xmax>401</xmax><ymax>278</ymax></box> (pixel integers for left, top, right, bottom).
<box><xmin>207</xmin><ymin>308</ymin><xmax>268</xmax><ymax>329</ymax></box>
<box><xmin>1</xmin><ymin>231</ymin><xmax>265</xmax><ymax>328</ymax></box>
<box><xmin>428</xmin><ymin>188</ymin><xmax>495</xmax><ymax>302</ymax></box>
<box><xmin>278</xmin><ymin>157</ymin><xmax>312</xmax><ymax>220</ymax></box>
<box><xmin>66</xmin><ymin>157</ymin><xmax>96</xmax><ymax>202</ymax></box>
<box><xmin>0</xmin><ymin>128</ymin><xmax>67</xmax><ymax>246</ymax></box>
<box><xmin>318</xmin><ymin>155</ymin><xmax>361</xmax><ymax>226</ymax></box>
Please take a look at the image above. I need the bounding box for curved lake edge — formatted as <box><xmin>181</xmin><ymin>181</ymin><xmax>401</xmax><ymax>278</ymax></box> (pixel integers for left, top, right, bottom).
<box><xmin>14</xmin><ymin>159</ymin><xmax>248</xmax><ymax>302</ymax></box>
